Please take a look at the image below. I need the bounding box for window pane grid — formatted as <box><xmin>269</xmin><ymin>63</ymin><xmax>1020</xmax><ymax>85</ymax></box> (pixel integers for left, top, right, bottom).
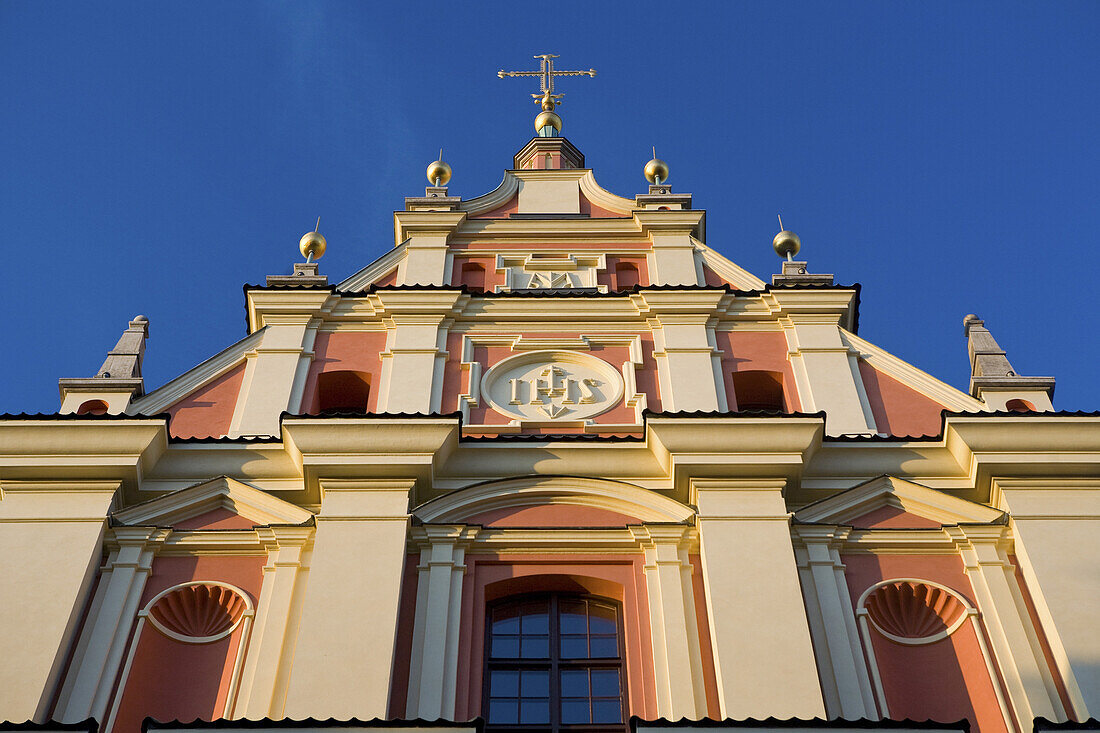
<box><xmin>486</xmin><ymin>595</ymin><xmax>626</xmax><ymax>733</ymax></box>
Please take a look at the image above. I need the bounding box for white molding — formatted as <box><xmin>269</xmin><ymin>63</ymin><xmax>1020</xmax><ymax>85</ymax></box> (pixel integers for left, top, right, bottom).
<box><xmin>794</xmin><ymin>475</ymin><xmax>1004</xmax><ymax>526</ymax></box>
<box><xmin>577</xmin><ymin>170</ymin><xmax>637</xmax><ymax>215</ymax></box>
<box><xmin>113</xmin><ymin>475</ymin><xmax>314</xmax><ymax>527</ymax></box>
<box><xmin>457</xmin><ymin>172</ymin><xmax>521</xmax><ymax>216</ymax></box>
<box><xmin>842</xmin><ymin>329</ymin><xmax>986</xmax><ymax>413</ymax></box>
<box><xmin>414</xmin><ymin>476</ymin><xmax>694</xmax><ymax>524</ymax></box>
<box><xmin>128</xmin><ymin>329</ymin><xmax>264</xmax><ymax>416</ymax></box>
<box><xmin>337</xmin><ymin>241</ymin><xmax>408</xmax><ymax>291</ymax></box>
<box><xmin>693</xmin><ymin>237</ymin><xmax>767</xmax><ymax>290</ymax></box>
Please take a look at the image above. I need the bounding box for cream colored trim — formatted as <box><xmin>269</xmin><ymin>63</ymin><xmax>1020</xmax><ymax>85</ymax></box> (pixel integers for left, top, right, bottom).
<box><xmin>414</xmin><ymin>476</ymin><xmax>694</xmax><ymax>524</ymax></box>
<box><xmin>337</xmin><ymin>241</ymin><xmax>408</xmax><ymax>291</ymax></box>
<box><xmin>113</xmin><ymin>475</ymin><xmax>313</xmax><ymax>527</ymax></box>
<box><xmin>794</xmin><ymin>475</ymin><xmax>1004</xmax><ymax>526</ymax></box>
<box><xmin>693</xmin><ymin>237</ymin><xmax>767</xmax><ymax>290</ymax></box>
<box><xmin>457</xmin><ymin>172</ymin><xmax>521</xmax><ymax>216</ymax></box>
<box><xmin>577</xmin><ymin>170</ymin><xmax>636</xmax><ymax>215</ymax></box>
<box><xmin>128</xmin><ymin>329</ymin><xmax>264</xmax><ymax>416</ymax></box>
<box><xmin>842</xmin><ymin>329</ymin><xmax>986</xmax><ymax>413</ymax></box>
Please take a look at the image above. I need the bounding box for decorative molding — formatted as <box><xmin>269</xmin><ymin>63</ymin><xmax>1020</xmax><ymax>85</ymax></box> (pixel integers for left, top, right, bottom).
<box><xmin>337</xmin><ymin>242</ymin><xmax>409</xmax><ymax>291</ymax></box>
<box><xmin>144</xmin><ymin>581</ymin><xmax>254</xmax><ymax>644</ymax></box>
<box><xmin>127</xmin><ymin>329</ymin><xmax>264</xmax><ymax>417</ymax></box>
<box><xmin>841</xmin><ymin>330</ymin><xmax>986</xmax><ymax>413</ymax></box>
<box><xmin>857</xmin><ymin>579</ymin><xmax>971</xmax><ymax>645</ymax></box>
<box><xmin>794</xmin><ymin>475</ymin><xmax>1004</xmax><ymax>527</ymax></box>
<box><xmin>112</xmin><ymin>475</ymin><xmax>314</xmax><ymax>528</ymax></box>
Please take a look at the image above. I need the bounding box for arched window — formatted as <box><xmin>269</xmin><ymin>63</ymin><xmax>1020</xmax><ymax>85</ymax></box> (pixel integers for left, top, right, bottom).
<box><xmin>613</xmin><ymin>263</ymin><xmax>639</xmax><ymax>291</ymax></box>
<box><xmin>315</xmin><ymin>370</ymin><xmax>371</xmax><ymax>413</ymax></box>
<box><xmin>731</xmin><ymin>369</ymin><xmax>786</xmax><ymax>412</ymax></box>
<box><xmin>462</xmin><ymin>262</ymin><xmax>487</xmax><ymax>292</ymax></box>
<box><xmin>485</xmin><ymin>594</ymin><xmax>626</xmax><ymax>732</ymax></box>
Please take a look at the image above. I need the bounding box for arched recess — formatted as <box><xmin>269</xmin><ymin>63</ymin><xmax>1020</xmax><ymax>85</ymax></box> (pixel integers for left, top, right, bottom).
<box><xmin>107</xmin><ymin>581</ymin><xmax>255</xmax><ymax>732</ymax></box>
<box><xmin>413</xmin><ymin>475</ymin><xmax>694</xmax><ymax>526</ymax></box>
<box><xmin>854</xmin><ymin>578</ymin><xmax>1012</xmax><ymax>731</ymax></box>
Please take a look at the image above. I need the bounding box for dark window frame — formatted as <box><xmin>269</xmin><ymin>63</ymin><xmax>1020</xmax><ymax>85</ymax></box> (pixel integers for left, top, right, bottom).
<box><xmin>483</xmin><ymin>593</ymin><xmax>628</xmax><ymax>733</ymax></box>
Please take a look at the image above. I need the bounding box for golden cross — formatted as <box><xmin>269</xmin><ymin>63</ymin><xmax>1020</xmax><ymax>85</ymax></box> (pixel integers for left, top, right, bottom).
<box><xmin>498</xmin><ymin>54</ymin><xmax>596</xmax><ymax>111</ymax></box>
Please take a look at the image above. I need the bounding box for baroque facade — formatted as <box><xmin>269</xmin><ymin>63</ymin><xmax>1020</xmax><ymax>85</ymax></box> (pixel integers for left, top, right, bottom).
<box><xmin>1</xmin><ymin>95</ymin><xmax>1098</xmax><ymax>733</ymax></box>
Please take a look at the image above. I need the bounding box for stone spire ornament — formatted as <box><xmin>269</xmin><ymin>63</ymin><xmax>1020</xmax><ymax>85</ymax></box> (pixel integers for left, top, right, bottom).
<box><xmin>266</xmin><ymin>219</ymin><xmax>329</xmax><ymax>287</ymax></box>
<box><xmin>964</xmin><ymin>314</ymin><xmax>1055</xmax><ymax>410</ymax></box>
<box><xmin>771</xmin><ymin>216</ymin><xmax>833</xmax><ymax>285</ymax></box>
<box><xmin>58</xmin><ymin>315</ymin><xmax>150</xmax><ymax>413</ymax></box>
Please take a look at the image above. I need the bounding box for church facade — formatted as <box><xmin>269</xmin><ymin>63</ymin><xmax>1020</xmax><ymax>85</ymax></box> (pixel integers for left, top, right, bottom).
<box><xmin>1</xmin><ymin>77</ymin><xmax>1098</xmax><ymax>733</ymax></box>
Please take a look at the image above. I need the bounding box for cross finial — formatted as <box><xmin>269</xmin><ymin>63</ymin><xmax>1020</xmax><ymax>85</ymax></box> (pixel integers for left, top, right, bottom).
<box><xmin>498</xmin><ymin>54</ymin><xmax>596</xmax><ymax>111</ymax></box>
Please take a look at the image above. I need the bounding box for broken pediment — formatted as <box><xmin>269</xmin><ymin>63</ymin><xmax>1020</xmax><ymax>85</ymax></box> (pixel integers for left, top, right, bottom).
<box><xmin>112</xmin><ymin>475</ymin><xmax>313</xmax><ymax>528</ymax></box>
<box><xmin>794</xmin><ymin>475</ymin><xmax>1004</xmax><ymax>527</ymax></box>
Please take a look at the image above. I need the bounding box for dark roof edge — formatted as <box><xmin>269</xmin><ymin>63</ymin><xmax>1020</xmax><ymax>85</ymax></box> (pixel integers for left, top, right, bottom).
<box><xmin>143</xmin><ymin>718</ymin><xmax>485</xmax><ymax>732</ymax></box>
<box><xmin>630</xmin><ymin>717</ymin><xmax>969</xmax><ymax>731</ymax></box>
<box><xmin>0</xmin><ymin>722</ymin><xmax>98</xmax><ymax>733</ymax></box>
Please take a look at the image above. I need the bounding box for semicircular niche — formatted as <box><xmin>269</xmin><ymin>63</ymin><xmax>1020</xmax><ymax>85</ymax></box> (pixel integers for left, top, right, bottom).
<box><xmin>863</xmin><ymin>580</ymin><xmax>969</xmax><ymax>645</ymax></box>
<box><xmin>148</xmin><ymin>583</ymin><xmax>249</xmax><ymax>643</ymax></box>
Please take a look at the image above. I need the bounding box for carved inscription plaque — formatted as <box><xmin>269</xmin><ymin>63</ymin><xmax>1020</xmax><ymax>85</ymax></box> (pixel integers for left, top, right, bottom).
<box><xmin>481</xmin><ymin>350</ymin><xmax>624</xmax><ymax>422</ymax></box>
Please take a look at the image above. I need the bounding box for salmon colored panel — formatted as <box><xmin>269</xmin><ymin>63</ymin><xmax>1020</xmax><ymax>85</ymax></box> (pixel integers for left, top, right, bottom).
<box><xmin>597</xmin><ymin>256</ymin><xmax>650</xmax><ymax>291</ymax></box>
<box><xmin>1009</xmin><ymin>555</ymin><xmax>1076</xmax><ymax>718</ymax></box>
<box><xmin>848</xmin><ymin>505</ymin><xmax>943</xmax><ymax>529</ymax></box>
<box><xmin>843</xmin><ymin>554</ymin><xmax>1007</xmax><ymax>733</ymax></box>
<box><xmin>858</xmin><ymin>360</ymin><xmax>947</xmax><ymax>437</ymax></box>
<box><xmin>300</xmin><ymin>331</ymin><xmax>387</xmax><ymax>414</ymax></box>
<box><xmin>471</xmin><ymin>196</ymin><xmax>519</xmax><ymax>219</ymax></box>
<box><xmin>716</xmin><ymin>331</ymin><xmax>802</xmax><ymax>411</ymax></box>
<box><xmin>174</xmin><ymin>507</ymin><xmax>257</xmax><ymax>530</ymax></box>
<box><xmin>451</xmin><ymin>256</ymin><xmax>504</xmax><ymax>292</ymax></box>
<box><xmin>579</xmin><ymin>194</ymin><xmax>626</xmax><ymax>218</ymax></box>
<box><xmin>166</xmin><ymin>365</ymin><xmax>246</xmax><ymax>439</ymax></box>
<box><xmin>111</xmin><ymin>556</ymin><xmax>264</xmax><ymax>733</ymax></box>
<box><xmin>701</xmin><ymin>265</ymin><xmax>727</xmax><ymax>288</ymax></box>
<box><xmin>454</xmin><ymin>555</ymin><xmax>659</xmax><ymax>722</ymax></box>
<box><xmin>465</xmin><ymin>505</ymin><xmax>641</xmax><ymax>528</ymax></box>
<box><xmin>388</xmin><ymin>553</ymin><xmax>421</xmax><ymax>719</ymax></box>
<box><xmin>373</xmin><ymin>268</ymin><xmax>399</xmax><ymax>287</ymax></box>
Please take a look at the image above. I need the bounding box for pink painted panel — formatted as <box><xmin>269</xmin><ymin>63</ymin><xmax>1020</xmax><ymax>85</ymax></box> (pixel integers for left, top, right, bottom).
<box><xmin>166</xmin><ymin>365</ymin><xmax>246</xmax><ymax>439</ymax></box>
<box><xmin>451</xmin><ymin>255</ymin><xmax>503</xmax><ymax>292</ymax></box>
<box><xmin>843</xmin><ymin>554</ymin><xmax>1007</xmax><ymax>733</ymax></box>
<box><xmin>579</xmin><ymin>194</ymin><xmax>625</xmax><ymax>218</ymax></box>
<box><xmin>858</xmin><ymin>361</ymin><xmax>947</xmax><ymax>437</ymax></box>
<box><xmin>373</xmin><ymin>268</ymin><xmax>399</xmax><ymax>287</ymax></box>
<box><xmin>388</xmin><ymin>553</ymin><xmax>420</xmax><ymax>719</ymax></box>
<box><xmin>111</xmin><ymin>556</ymin><xmax>264</xmax><ymax>733</ymax></box>
<box><xmin>300</xmin><ymin>331</ymin><xmax>387</xmax><ymax>414</ymax></box>
<box><xmin>848</xmin><ymin>505</ymin><xmax>943</xmax><ymax>529</ymax></box>
<box><xmin>715</xmin><ymin>331</ymin><xmax>802</xmax><ymax>411</ymax></box>
<box><xmin>174</xmin><ymin>507</ymin><xmax>257</xmax><ymax>531</ymax></box>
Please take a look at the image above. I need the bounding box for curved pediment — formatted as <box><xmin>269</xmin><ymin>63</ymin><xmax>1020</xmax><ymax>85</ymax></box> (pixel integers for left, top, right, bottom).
<box><xmin>414</xmin><ymin>475</ymin><xmax>693</xmax><ymax>525</ymax></box>
<box><xmin>460</xmin><ymin>170</ymin><xmax>635</xmax><ymax>219</ymax></box>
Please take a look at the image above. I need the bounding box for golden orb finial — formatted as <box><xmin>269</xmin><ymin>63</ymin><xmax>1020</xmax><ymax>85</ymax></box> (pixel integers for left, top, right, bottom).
<box><xmin>299</xmin><ymin>217</ymin><xmax>327</xmax><ymax>261</ymax></box>
<box><xmin>773</xmin><ymin>214</ymin><xmax>800</xmax><ymax>260</ymax></box>
<box><xmin>534</xmin><ymin>109</ymin><xmax>562</xmax><ymax>135</ymax></box>
<box><xmin>644</xmin><ymin>147</ymin><xmax>669</xmax><ymax>184</ymax></box>
<box><xmin>426</xmin><ymin>149</ymin><xmax>451</xmax><ymax>186</ymax></box>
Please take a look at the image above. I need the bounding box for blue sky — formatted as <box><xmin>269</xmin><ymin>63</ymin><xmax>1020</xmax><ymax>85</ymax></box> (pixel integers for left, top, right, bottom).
<box><xmin>1</xmin><ymin>1</ymin><xmax>1097</xmax><ymax>413</ymax></box>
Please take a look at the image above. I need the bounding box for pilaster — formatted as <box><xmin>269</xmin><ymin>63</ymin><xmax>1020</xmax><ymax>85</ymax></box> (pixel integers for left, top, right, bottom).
<box><xmin>635</xmin><ymin>211</ymin><xmax>705</xmax><ymax>286</ymax></box>
<box><xmin>630</xmin><ymin>525</ymin><xmax>708</xmax><ymax>720</ymax></box>
<box><xmin>946</xmin><ymin>524</ymin><xmax>1062</xmax><ymax>729</ymax></box>
<box><xmin>236</xmin><ymin>290</ymin><xmax>332</xmax><ymax>437</ymax></box>
<box><xmin>393</xmin><ymin>211</ymin><xmax>466</xmax><ymax>285</ymax></box>
<box><xmin>56</xmin><ymin>525</ymin><xmax>164</xmax><ymax>724</ymax></box>
<box><xmin>692</xmin><ymin>479</ymin><xmax>826</xmax><ymax>719</ymax></box>
<box><xmin>639</xmin><ymin>291</ymin><xmax>726</xmax><ymax>413</ymax></box>
<box><xmin>233</xmin><ymin>526</ymin><xmax>314</xmax><ymax>720</ymax></box>
<box><xmin>791</xmin><ymin>525</ymin><xmax>878</xmax><ymax>719</ymax></box>
<box><xmin>773</xmin><ymin>290</ymin><xmax>875</xmax><ymax>435</ymax></box>
<box><xmin>373</xmin><ymin>290</ymin><xmax>464</xmax><ymax>414</ymax></box>
<box><xmin>282</xmin><ymin>479</ymin><xmax>414</xmax><ymax>721</ymax></box>
<box><xmin>406</xmin><ymin>524</ymin><xmax>479</xmax><ymax>720</ymax></box>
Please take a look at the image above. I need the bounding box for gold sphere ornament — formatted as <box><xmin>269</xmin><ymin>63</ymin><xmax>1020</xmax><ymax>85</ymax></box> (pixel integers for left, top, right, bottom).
<box><xmin>773</xmin><ymin>230</ymin><xmax>801</xmax><ymax>259</ymax></box>
<box><xmin>426</xmin><ymin>158</ymin><xmax>452</xmax><ymax>186</ymax></box>
<box><xmin>644</xmin><ymin>156</ymin><xmax>669</xmax><ymax>184</ymax></box>
<box><xmin>299</xmin><ymin>230</ymin><xmax>327</xmax><ymax>260</ymax></box>
<box><xmin>534</xmin><ymin>110</ymin><xmax>562</xmax><ymax>134</ymax></box>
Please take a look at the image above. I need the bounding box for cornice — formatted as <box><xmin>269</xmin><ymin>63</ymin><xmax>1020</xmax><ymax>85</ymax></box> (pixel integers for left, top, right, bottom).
<box><xmin>392</xmin><ymin>209</ymin><xmax>468</xmax><ymax>245</ymax></box>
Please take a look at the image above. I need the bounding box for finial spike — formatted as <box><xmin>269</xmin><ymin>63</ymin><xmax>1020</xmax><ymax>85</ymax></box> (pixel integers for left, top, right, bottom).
<box><xmin>777</xmin><ymin>214</ymin><xmax>784</xmax><ymax>232</ymax></box>
<box><xmin>314</xmin><ymin>216</ymin><xmax>321</xmax><ymax>233</ymax></box>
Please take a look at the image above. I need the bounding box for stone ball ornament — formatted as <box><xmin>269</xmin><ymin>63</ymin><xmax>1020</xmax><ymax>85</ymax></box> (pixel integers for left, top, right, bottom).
<box><xmin>644</xmin><ymin>156</ymin><xmax>669</xmax><ymax>185</ymax></box>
